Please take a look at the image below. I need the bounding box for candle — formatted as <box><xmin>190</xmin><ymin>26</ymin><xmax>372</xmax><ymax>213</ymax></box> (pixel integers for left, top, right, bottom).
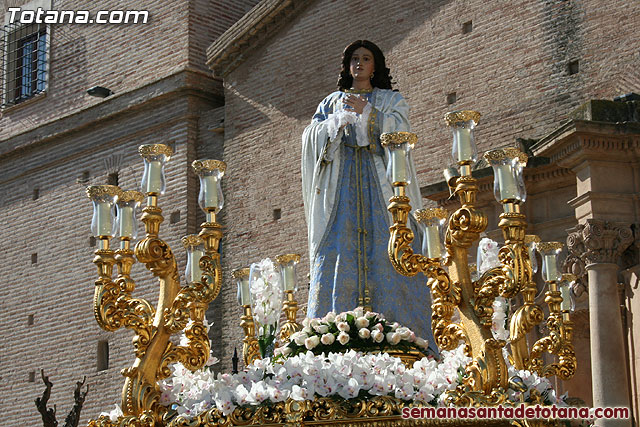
<box><xmin>453</xmin><ymin>127</ymin><xmax>473</xmax><ymax>163</ymax></box>
<box><xmin>495</xmin><ymin>163</ymin><xmax>518</xmax><ymax>201</ymax></box>
<box><xmin>560</xmin><ymin>285</ymin><xmax>572</xmax><ymax>311</ymax></box>
<box><xmin>543</xmin><ymin>254</ymin><xmax>559</xmax><ymax>282</ymax></box>
<box><xmin>95</xmin><ymin>201</ymin><xmax>112</xmax><ymax>236</ymax></box>
<box><xmin>423</xmin><ymin>224</ymin><xmax>443</xmax><ymax>258</ymax></box>
<box><xmin>236</xmin><ymin>276</ymin><xmax>251</xmax><ymax>305</ymax></box>
<box><xmin>188</xmin><ymin>247</ymin><xmax>204</xmax><ymax>283</ymax></box>
<box><xmin>281</xmin><ymin>264</ymin><xmax>296</xmax><ymax>291</ymax></box>
<box><xmin>118</xmin><ymin>205</ymin><xmax>134</xmax><ymax>238</ymax></box>
<box><xmin>390</xmin><ymin>147</ymin><xmax>408</xmax><ymax>183</ymax></box>
<box><xmin>145</xmin><ymin>160</ymin><xmax>163</xmax><ymax>194</ymax></box>
<box><xmin>202</xmin><ymin>174</ymin><xmax>219</xmax><ymax>211</ymax></box>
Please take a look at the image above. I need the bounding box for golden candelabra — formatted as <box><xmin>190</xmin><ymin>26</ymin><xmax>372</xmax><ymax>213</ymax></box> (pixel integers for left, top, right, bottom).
<box><xmin>382</xmin><ymin>112</ymin><xmax>577</xmax><ymax>404</ymax></box>
<box><xmin>87</xmin><ymin>146</ymin><xmax>225</xmax><ymax>423</ymax></box>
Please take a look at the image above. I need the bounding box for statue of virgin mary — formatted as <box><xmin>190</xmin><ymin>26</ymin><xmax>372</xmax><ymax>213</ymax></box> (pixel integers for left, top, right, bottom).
<box><xmin>301</xmin><ymin>40</ymin><xmax>438</xmax><ymax>354</ymax></box>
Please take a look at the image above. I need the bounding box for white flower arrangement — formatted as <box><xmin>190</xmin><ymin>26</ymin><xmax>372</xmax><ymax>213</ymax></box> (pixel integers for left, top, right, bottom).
<box><xmin>249</xmin><ymin>258</ymin><xmax>283</xmax><ymax>357</ymax></box>
<box><xmin>159</xmin><ymin>345</ymin><xmax>471</xmax><ymax>418</ymax></box>
<box><xmin>158</xmin><ymin>344</ymin><xmax>565</xmax><ymax>420</ymax></box>
<box><xmin>282</xmin><ymin>307</ymin><xmax>430</xmax><ymax>358</ymax></box>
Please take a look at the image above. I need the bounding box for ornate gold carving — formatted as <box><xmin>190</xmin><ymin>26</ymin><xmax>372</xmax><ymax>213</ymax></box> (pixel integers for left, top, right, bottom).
<box><xmin>482</xmin><ymin>147</ymin><xmax>528</xmax><ymax>164</ymax></box>
<box><xmin>240</xmin><ymin>305</ymin><xmax>261</xmax><ymax>366</ymax></box>
<box><xmin>380</xmin><ymin>131</ymin><xmax>418</xmax><ymax>147</ymax></box>
<box><xmin>231</xmin><ymin>267</ymin><xmax>250</xmax><ymax>279</ymax></box>
<box><xmin>138</xmin><ymin>144</ymin><xmax>173</xmax><ymax>159</ymax></box>
<box><xmin>275</xmin><ymin>253</ymin><xmax>301</xmax><ymax>264</ymax></box>
<box><xmin>444</xmin><ymin>110</ymin><xmax>481</xmax><ymax>126</ymax></box>
<box><xmin>181</xmin><ymin>234</ymin><xmax>204</xmax><ymax>248</ymax></box>
<box><xmin>117</xmin><ymin>190</ymin><xmax>145</xmax><ymax>203</ymax></box>
<box><xmin>280</xmin><ymin>290</ymin><xmax>302</xmax><ymax>342</ymax></box>
<box><xmin>524</xmin><ymin>235</ymin><xmax>541</xmax><ymax>245</ymax></box>
<box><xmin>413</xmin><ymin>208</ymin><xmax>448</xmax><ymax>223</ymax></box>
<box><xmin>192</xmin><ymin>159</ymin><xmax>227</xmax><ymax>175</ymax></box>
<box><xmin>86</xmin><ymin>185</ymin><xmax>122</xmax><ymax>200</ymax></box>
<box><xmin>535</xmin><ymin>242</ymin><xmax>563</xmax><ymax>253</ymax></box>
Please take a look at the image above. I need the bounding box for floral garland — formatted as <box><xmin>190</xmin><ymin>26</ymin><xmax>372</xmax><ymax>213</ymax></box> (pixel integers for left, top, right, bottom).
<box><xmin>279</xmin><ymin>307</ymin><xmax>431</xmax><ymax>358</ymax></box>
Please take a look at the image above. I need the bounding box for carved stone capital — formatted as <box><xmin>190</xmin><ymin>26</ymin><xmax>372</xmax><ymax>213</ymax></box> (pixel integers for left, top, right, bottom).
<box><xmin>566</xmin><ymin>220</ymin><xmax>633</xmax><ymax>266</ymax></box>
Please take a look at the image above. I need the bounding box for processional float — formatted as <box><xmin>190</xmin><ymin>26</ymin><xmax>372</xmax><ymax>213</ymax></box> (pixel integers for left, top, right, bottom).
<box><xmin>86</xmin><ymin>111</ymin><xmax>577</xmax><ymax>427</ymax></box>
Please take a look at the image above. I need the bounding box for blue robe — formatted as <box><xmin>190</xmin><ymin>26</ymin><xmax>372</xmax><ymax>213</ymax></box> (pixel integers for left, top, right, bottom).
<box><xmin>301</xmin><ymin>88</ymin><xmax>438</xmax><ymax>354</ymax></box>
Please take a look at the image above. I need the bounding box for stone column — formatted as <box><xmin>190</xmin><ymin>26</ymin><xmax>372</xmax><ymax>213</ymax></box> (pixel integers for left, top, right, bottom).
<box><xmin>568</xmin><ymin>220</ymin><xmax>633</xmax><ymax>426</ymax></box>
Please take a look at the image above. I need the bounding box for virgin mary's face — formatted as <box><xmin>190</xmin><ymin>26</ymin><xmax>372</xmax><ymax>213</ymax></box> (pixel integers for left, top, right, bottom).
<box><xmin>349</xmin><ymin>47</ymin><xmax>375</xmax><ymax>81</ymax></box>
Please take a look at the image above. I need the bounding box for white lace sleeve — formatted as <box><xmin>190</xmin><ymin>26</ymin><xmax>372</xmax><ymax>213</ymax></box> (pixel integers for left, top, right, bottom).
<box><xmin>326</xmin><ymin>110</ymin><xmax>358</xmax><ymax>141</ymax></box>
<box><xmin>355</xmin><ymin>102</ymin><xmax>372</xmax><ymax>146</ymax></box>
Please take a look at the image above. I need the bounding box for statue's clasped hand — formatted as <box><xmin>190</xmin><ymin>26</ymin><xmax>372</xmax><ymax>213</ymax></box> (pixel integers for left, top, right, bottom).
<box><xmin>343</xmin><ymin>94</ymin><xmax>368</xmax><ymax>115</ymax></box>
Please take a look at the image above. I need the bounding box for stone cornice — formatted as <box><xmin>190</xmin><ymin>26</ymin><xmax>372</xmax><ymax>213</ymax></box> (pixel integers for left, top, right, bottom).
<box><xmin>206</xmin><ymin>0</ymin><xmax>311</xmax><ymax>78</ymax></box>
<box><xmin>0</xmin><ymin>69</ymin><xmax>222</xmax><ymax>160</ymax></box>
<box><xmin>530</xmin><ymin>119</ymin><xmax>640</xmax><ymax>169</ymax></box>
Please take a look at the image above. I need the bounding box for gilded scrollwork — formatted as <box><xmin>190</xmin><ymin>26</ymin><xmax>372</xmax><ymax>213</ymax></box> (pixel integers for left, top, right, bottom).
<box><xmin>192</xmin><ymin>159</ymin><xmax>227</xmax><ymax>175</ymax></box>
<box><xmin>139</xmin><ymin>143</ymin><xmax>173</xmax><ymax>159</ymax></box>
<box><xmin>444</xmin><ymin>110</ymin><xmax>481</xmax><ymax>127</ymax></box>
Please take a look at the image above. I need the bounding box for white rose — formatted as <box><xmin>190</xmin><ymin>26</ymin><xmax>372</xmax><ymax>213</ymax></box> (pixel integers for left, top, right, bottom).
<box><xmin>354</xmin><ymin>307</ymin><xmax>364</xmax><ymax>318</ymax></box>
<box><xmin>355</xmin><ymin>316</ymin><xmax>369</xmax><ymax>329</ymax></box>
<box><xmin>337</xmin><ymin>322</ymin><xmax>350</xmax><ymax>332</ymax></box>
<box><xmin>321</xmin><ymin>333</ymin><xmax>335</xmax><ymax>345</ymax></box>
<box><xmin>324</xmin><ymin>311</ymin><xmax>336</xmax><ymax>323</ymax></box>
<box><xmin>415</xmin><ymin>337</ymin><xmax>428</xmax><ymax>349</ymax></box>
<box><xmin>358</xmin><ymin>328</ymin><xmax>371</xmax><ymax>339</ymax></box>
<box><xmin>386</xmin><ymin>332</ymin><xmax>401</xmax><ymax>345</ymax></box>
<box><xmin>337</xmin><ymin>331</ymin><xmax>350</xmax><ymax>345</ymax></box>
<box><xmin>397</xmin><ymin>327</ymin><xmax>411</xmax><ymax>340</ymax></box>
<box><xmin>280</xmin><ymin>346</ymin><xmax>292</xmax><ymax>356</ymax></box>
<box><xmin>304</xmin><ymin>335</ymin><xmax>320</xmax><ymax>350</ymax></box>
<box><xmin>294</xmin><ymin>332</ymin><xmax>307</xmax><ymax>346</ymax></box>
<box><xmin>371</xmin><ymin>330</ymin><xmax>384</xmax><ymax>343</ymax></box>
<box><xmin>314</xmin><ymin>324</ymin><xmax>329</xmax><ymax>334</ymax></box>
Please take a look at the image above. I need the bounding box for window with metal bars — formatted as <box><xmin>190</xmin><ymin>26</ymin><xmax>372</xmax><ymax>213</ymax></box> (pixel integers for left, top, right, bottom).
<box><xmin>1</xmin><ymin>22</ymin><xmax>49</xmax><ymax>107</ymax></box>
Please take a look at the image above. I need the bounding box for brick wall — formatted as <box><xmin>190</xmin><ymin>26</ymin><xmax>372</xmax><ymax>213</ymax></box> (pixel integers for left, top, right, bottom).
<box><xmin>0</xmin><ymin>0</ymin><xmax>257</xmax><ymax>425</ymax></box>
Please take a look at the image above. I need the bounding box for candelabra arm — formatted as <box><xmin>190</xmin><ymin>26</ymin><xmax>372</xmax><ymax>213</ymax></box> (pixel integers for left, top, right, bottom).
<box><xmin>113</xmin><ymin>205</ymin><xmax>180</xmax><ymax>418</ymax></box>
<box><xmin>528</xmin><ymin>284</ymin><xmax>577</xmax><ymax>380</ymax></box>
<box><xmin>240</xmin><ymin>305</ymin><xmax>261</xmax><ymax>366</ymax></box>
<box><xmin>280</xmin><ymin>290</ymin><xmax>302</xmax><ymax>343</ymax></box>
<box><xmin>160</xmin><ymin>220</ymin><xmax>223</xmax><ymax>376</ymax></box>
<box><xmin>387</xmin><ymin>193</ymin><xmax>435</xmax><ymax>276</ymax></box>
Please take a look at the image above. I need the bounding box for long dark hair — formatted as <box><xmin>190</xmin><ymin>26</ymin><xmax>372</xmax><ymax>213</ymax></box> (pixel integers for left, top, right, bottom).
<box><xmin>337</xmin><ymin>40</ymin><xmax>394</xmax><ymax>90</ymax></box>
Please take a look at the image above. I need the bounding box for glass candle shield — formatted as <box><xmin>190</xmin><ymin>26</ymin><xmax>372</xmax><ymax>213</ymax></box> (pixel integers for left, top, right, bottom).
<box><xmin>87</xmin><ymin>185</ymin><xmax>121</xmax><ymax>238</ymax></box>
<box><xmin>233</xmin><ymin>267</ymin><xmax>251</xmax><ymax>306</ymax></box>
<box><xmin>192</xmin><ymin>159</ymin><xmax>226</xmax><ymax>214</ymax></box>
<box><xmin>115</xmin><ymin>191</ymin><xmax>143</xmax><ymax>239</ymax></box>
<box><xmin>276</xmin><ymin>254</ymin><xmax>301</xmax><ymax>292</ymax></box>
<box><xmin>537</xmin><ymin>242</ymin><xmax>564</xmax><ymax>282</ymax></box>
<box><xmin>139</xmin><ymin>144</ymin><xmax>172</xmax><ymax>195</ymax></box>
<box><xmin>484</xmin><ymin>147</ymin><xmax>528</xmax><ymax>203</ymax></box>
<box><xmin>380</xmin><ymin>132</ymin><xmax>417</xmax><ymax>185</ymax></box>
<box><xmin>560</xmin><ymin>274</ymin><xmax>576</xmax><ymax>312</ymax></box>
<box><xmin>414</xmin><ymin>208</ymin><xmax>447</xmax><ymax>259</ymax></box>
<box><xmin>445</xmin><ymin>111</ymin><xmax>481</xmax><ymax>165</ymax></box>
<box><xmin>182</xmin><ymin>235</ymin><xmax>205</xmax><ymax>284</ymax></box>
<box><xmin>524</xmin><ymin>235</ymin><xmax>541</xmax><ymax>274</ymax></box>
